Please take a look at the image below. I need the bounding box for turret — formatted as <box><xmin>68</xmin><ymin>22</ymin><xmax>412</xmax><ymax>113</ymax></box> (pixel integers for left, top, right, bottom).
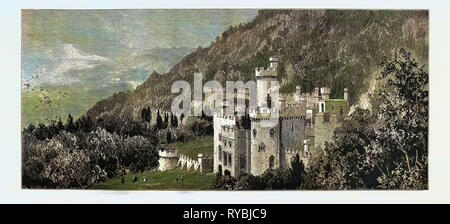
<box><xmin>303</xmin><ymin>139</ymin><xmax>311</xmax><ymax>153</ymax></box>
<box><xmin>279</xmin><ymin>96</ymin><xmax>286</xmax><ymax>111</ymax></box>
<box><xmin>320</xmin><ymin>87</ymin><xmax>330</xmax><ymax>100</ymax></box>
<box><xmin>269</xmin><ymin>56</ymin><xmax>279</xmax><ymax>70</ymax></box>
<box><xmin>344</xmin><ymin>88</ymin><xmax>348</xmax><ymax>101</ymax></box>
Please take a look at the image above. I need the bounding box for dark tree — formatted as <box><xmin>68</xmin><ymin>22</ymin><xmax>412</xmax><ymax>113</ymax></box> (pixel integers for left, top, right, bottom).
<box><xmin>156</xmin><ymin>110</ymin><xmax>163</xmax><ymax>129</ymax></box>
<box><xmin>375</xmin><ymin>48</ymin><xmax>428</xmax><ymax>189</ymax></box>
<box><xmin>141</xmin><ymin>107</ymin><xmax>152</xmax><ymax>122</ymax></box>
<box><xmin>172</xmin><ymin>114</ymin><xmax>178</xmax><ymax>127</ymax></box>
<box><xmin>289</xmin><ymin>154</ymin><xmax>305</xmax><ymax>189</ymax></box>
<box><xmin>163</xmin><ymin>112</ymin><xmax>169</xmax><ymax>128</ymax></box>
<box><xmin>166</xmin><ymin>130</ymin><xmax>173</xmax><ymax>144</ymax></box>
<box><xmin>65</xmin><ymin>114</ymin><xmax>76</xmax><ymax>133</ymax></box>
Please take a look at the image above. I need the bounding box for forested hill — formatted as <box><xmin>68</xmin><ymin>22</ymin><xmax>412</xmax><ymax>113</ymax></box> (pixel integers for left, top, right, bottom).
<box><xmin>86</xmin><ymin>10</ymin><xmax>428</xmax><ymax>121</ymax></box>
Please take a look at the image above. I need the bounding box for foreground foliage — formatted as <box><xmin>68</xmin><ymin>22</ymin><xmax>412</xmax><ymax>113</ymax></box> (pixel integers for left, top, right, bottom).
<box><xmin>304</xmin><ymin>49</ymin><xmax>428</xmax><ymax>190</ymax></box>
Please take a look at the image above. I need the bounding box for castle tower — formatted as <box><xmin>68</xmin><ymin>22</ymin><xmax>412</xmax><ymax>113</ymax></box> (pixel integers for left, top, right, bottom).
<box><xmin>269</xmin><ymin>56</ymin><xmax>279</xmax><ymax>70</ymax></box>
<box><xmin>255</xmin><ymin>57</ymin><xmax>279</xmax><ymax>110</ymax></box>
<box><xmin>320</xmin><ymin>87</ymin><xmax>330</xmax><ymax>100</ymax></box>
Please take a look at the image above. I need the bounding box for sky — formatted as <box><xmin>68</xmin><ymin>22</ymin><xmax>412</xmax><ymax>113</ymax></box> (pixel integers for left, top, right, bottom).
<box><xmin>21</xmin><ymin>9</ymin><xmax>257</xmax><ymax>126</ymax></box>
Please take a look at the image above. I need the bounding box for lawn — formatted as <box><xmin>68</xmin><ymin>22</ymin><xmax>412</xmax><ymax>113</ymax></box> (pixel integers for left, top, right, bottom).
<box><xmin>91</xmin><ymin>137</ymin><xmax>215</xmax><ymax>190</ymax></box>
<box><xmin>91</xmin><ymin>168</ymin><xmax>215</xmax><ymax>190</ymax></box>
<box><xmin>170</xmin><ymin>136</ymin><xmax>214</xmax><ymax>159</ymax></box>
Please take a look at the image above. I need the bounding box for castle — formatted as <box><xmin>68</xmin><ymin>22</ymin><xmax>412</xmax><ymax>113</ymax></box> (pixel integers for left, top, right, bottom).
<box><xmin>213</xmin><ymin>57</ymin><xmax>349</xmax><ymax>177</ymax></box>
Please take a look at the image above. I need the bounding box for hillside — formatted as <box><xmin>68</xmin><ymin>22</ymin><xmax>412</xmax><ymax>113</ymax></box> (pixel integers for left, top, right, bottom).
<box><xmin>86</xmin><ymin>9</ymin><xmax>428</xmax><ymax>121</ymax></box>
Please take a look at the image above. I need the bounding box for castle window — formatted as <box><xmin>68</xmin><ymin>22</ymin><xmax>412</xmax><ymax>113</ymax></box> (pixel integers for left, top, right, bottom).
<box><xmin>267</xmin><ymin>94</ymin><xmax>272</xmax><ymax>108</ymax></box>
<box><xmin>258</xmin><ymin>143</ymin><xmax>266</xmax><ymax>152</ymax></box>
<box><xmin>229</xmin><ymin>154</ymin><xmax>232</xmax><ymax>167</ymax></box>
<box><xmin>253</xmin><ymin>129</ymin><xmax>257</xmax><ymax>138</ymax></box>
<box><xmin>269</xmin><ymin>155</ymin><xmax>274</xmax><ymax>169</ymax></box>
<box><xmin>218</xmin><ymin>145</ymin><xmax>222</xmax><ymax>161</ymax></box>
<box><xmin>223</xmin><ymin>152</ymin><xmax>227</xmax><ymax>166</ymax></box>
<box><xmin>291</xmin><ymin>123</ymin><xmax>294</xmax><ymax>132</ymax></box>
<box><xmin>270</xmin><ymin>128</ymin><xmax>275</xmax><ymax>139</ymax></box>
<box><xmin>240</xmin><ymin>154</ymin><xmax>246</xmax><ymax>170</ymax></box>
<box><xmin>218</xmin><ymin>133</ymin><xmax>222</xmax><ymax>141</ymax></box>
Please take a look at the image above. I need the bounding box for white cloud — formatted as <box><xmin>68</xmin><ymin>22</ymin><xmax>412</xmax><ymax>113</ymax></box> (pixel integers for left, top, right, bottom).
<box><xmin>37</xmin><ymin>44</ymin><xmax>111</xmax><ymax>85</ymax></box>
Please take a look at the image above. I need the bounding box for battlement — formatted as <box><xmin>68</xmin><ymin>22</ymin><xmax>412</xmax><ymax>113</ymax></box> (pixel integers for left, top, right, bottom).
<box><xmin>214</xmin><ymin>113</ymin><xmax>236</xmax><ymax>120</ymax></box>
<box><xmin>158</xmin><ymin>148</ymin><xmax>179</xmax><ymax>158</ymax></box>
<box><xmin>315</xmin><ymin>112</ymin><xmax>338</xmax><ymax>124</ymax></box>
<box><xmin>255</xmin><ymin>56</ymin><xmax>279</xmax><ymax>78</ymax></box>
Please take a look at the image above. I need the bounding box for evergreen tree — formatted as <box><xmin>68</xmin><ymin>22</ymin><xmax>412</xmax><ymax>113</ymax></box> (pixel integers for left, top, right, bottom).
<box><xmin>156</xmin><ymin>110</ymin><xmax>163</xmax><ymax>129</ymax></box>
<box><xmin>172</xmin><ymin>114</ymin><xmax>178</xmax><ymax>127</ymax></box>
<box><xmin>166</xmin><ymin>130</ymin><xmax>172</xmax><ymax>144</ymax></box>
<box><xmin>65</xmin><ymin>114</ymin><xmax>76</xmax><ymax>132</ymax></box>
<box><xmin>163</xmin><ymin>112</ymin><xmax>169</xmax><ymax>128</ymax></box>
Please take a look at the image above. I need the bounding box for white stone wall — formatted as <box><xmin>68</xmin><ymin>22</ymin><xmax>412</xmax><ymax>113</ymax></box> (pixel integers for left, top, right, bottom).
<box><xmin>158</xmin><ymin>150</ymin><xmax>179</xmax><ymax>171</ymax></box>
<box><xmin>213</xmin><ymin>114</ymin><xmax>236</xmax><ymax>175</ymax></box>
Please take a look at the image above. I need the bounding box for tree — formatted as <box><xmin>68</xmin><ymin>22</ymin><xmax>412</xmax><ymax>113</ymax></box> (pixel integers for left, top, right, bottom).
<box><xmin>166</xmin><ymin>130</ymin><xmax>173</xmax><ymax>144</ymax></box>
<box><xmin>304</xmin><ymin>49</ymin><xmax>428</xmax><ymax>190</ymax></box>
<box><xmin>141</xmin><ymin>107</ymin><xmax>152</xmax><ymax>122</ymax></box>
<box><xmin>163</xmin><ymin>112</ymin><xmax>169</xmax><ymax>128</ymax></box>
<box><xmin>171</xmin><ymin>113</ymin><xmax>178</xmax><ymax>127</ymax></box>
<box><xmin>156</xmin><ymin>110</ymin><xmax>163</xmax><ymax>129</ymax></box>
<box><xmin>65</xmin><ymin>114</ymin><xmax>76</xmax><ymax>132</ymax></box>
<box><xmin>305</xmin><ymin>108</ymin><xmax>378</xmax><ymax>190</ymax></box>
<box><xmin>375</xmin><ymin>48</ymin><xmax>428</xmax><ymax>189</ymax></box>
<box><xmin>289</xmin><ymin>154</ymin><xmax>306</xmax><ymax>189</ymax></box>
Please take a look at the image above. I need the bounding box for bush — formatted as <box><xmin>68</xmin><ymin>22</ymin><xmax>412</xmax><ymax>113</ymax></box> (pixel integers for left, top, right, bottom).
<box><xmin>22</xmin><ymin>127</ymin><xmax>159</xmax><ymax>189</ymax></box>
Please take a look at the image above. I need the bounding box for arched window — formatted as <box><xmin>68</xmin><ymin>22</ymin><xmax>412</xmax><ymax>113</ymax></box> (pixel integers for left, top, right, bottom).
<box><xmin>258</xmin><ymin>143</ymin><xmax>266</xmax><ymax>152</ymax></box>
<box><xmin>270</xmin><ymin>128</ymin><xmax>275</xmax><ymax>139</ymax></box>
<box><xmin>218</xmin><ymin>165</ymin><xmax>222</xmax><ymax>175</ymax></box>
<box><xmin>218</xmin><ymin>133</ymin><xmax>222</xmax><ymax>141</ymax></box>
<box><xmin>218</xmin><ymin>145</ymin><xmax>222</xmax><ymax>161</ymax></box>
<box><xmin>267</xmin><ymin>94</ymin><xmax>272</xmax><ymax>108</ymax></box>
<box><xmin>269</xmin><ymin>155</ymin><xmax>275</xmax><ymax>169</ymax></box>
<box><xmin>253</xmin><ymin>129</ymin><xmax>257</xmax><ymax>138</ymax></box>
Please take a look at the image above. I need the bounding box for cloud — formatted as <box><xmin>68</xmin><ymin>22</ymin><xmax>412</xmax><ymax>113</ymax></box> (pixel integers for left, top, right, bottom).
<box><xmin>37</xmin><ymin>44</ymin><xmax>111</xmax><ymax>85</ymax></box>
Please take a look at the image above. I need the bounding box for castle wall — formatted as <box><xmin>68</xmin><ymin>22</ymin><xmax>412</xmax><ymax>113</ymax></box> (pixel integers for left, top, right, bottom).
<box><xmin>158</xmin><ymin>149</ymin><xmax>179</xmax><ymax>171</ymax></box>
<box><xmin>279</xmin><ymin>117</ymin><xmax>305</xmax><ymax>168</ymax></box>
<box><xmin>250</xmin><ymin>119</ymin><xmax>281</xmax><ymax>176</ymax></box>
<box><xmin>314</xmin><ymin>113</ymin><xmax>339</xmax><ymax>150</ymax></box>
<box><xmin>213</xmin><ymin>114</ymin><xmax>236</xmax><ymax>175</ymax></box>
<box><xmin>229</xmin><ymin>129</ymin><xmax>250</xmax><ymax>177</ymax></box>
<box><xmin>177</xmin><ymin>154</ymin><xmax>202</xmax><ymax>172</ymax></box>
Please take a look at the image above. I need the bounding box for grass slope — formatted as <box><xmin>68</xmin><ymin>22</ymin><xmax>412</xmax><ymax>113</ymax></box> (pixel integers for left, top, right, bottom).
<box><xmin>91</xmin><ymin>168</ymin><xmax>214</xmax><ymax>190</ymax></box>
<box><xmin>170</xmin><ymin>136</ymin><xmax>214</xmax><ymax>159</ymax></box>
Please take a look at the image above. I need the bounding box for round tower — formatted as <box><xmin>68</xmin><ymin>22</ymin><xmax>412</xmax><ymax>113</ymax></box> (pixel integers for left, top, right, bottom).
<box><xmin>255</xmin><ymin>57</ymin><xmax>279</xmax><ymax>109</ymax></box>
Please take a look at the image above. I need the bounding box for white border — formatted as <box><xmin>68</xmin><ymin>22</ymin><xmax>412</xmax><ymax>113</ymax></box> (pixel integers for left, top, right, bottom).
<box><xmin>1</xmin><ymin>0</ymin><xmax>449</xmax><ymax>204</ymax></box>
